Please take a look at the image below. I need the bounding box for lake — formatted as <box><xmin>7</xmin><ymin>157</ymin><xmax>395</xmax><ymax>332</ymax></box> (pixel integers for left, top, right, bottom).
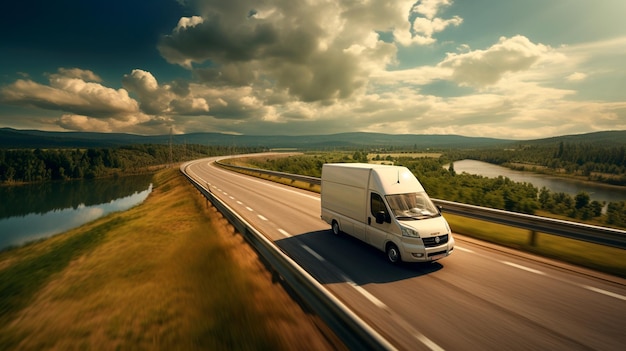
<box><xmin>0</xmin><ymin>174</ymin><xmax>153</xmax><ymax>251</ymax></box>
<box><xmin>449</xmin><ymin>160</ymin><xmax>626</xmax><ymax>203</ymax></box>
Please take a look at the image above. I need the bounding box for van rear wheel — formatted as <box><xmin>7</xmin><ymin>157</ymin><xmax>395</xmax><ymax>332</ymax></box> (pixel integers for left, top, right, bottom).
<box><xmin>386</xmin><ymin>243</ymin><xmax>401</xmax><ymax>264</ymax></box>
<box><xmin>331</xmin><ymin>221</ymin><xmax>341</xmax><ymax>235</ymax></box>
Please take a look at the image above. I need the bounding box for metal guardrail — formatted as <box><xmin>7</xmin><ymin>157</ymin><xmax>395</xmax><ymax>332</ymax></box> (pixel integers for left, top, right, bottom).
<box><xmin>180</xmin><ymin>162</ymin><xmax>396</xmax><ymax>351</ymax></box>
<box><xmin>432</xmin><ymin>199</ymin><xmax>626</xmax><ymax>249</ymax></box>
<box><xmin>218</xmin><ymin>162</ymin><xmax>322</xmax><ymax>185</ymax></box>
<box><xmin>216</xmin><ymin>161</ymin><xmax>626</xmax><ymax>250</ymax></box>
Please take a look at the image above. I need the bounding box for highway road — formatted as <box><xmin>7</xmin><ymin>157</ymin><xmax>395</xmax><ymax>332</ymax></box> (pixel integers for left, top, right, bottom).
<box><xmin>185</xmin><ymin>156</ymin><xmax>626</xmax><ymax>351</ymax></box>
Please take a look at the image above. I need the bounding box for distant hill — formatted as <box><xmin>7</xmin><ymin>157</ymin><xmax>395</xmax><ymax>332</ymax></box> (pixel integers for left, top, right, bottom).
<box><xmin>521</xmin><ymin>130</ymin><xmax>626</xmax><ymax>147</ymax></box>
<box><xmin>1</xmin><ymin>127</ymin><xmax>624</xmax><ymax>150</ymax></box>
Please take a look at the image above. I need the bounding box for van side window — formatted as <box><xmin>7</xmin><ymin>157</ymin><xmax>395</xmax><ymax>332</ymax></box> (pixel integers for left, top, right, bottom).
<box><xmin>370</xmin><ymin>193</ymin><xmax>387</xmax><ymax>217</ymax></box>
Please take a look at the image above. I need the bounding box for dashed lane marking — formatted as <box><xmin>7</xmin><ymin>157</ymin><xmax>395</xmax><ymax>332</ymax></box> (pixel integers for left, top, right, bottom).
<box><xmin>344</xmin><ymin>278</ymin><xmax>388</xmax><ymax>309</ymax></box>
<box><xmin>583</xmin><ymin>286</ymin><xmax>626</xmax><ymax>301</ymax></box>
<box><xmin>301</xmin><ymin>245</ymin><xmax>386</xmax><ymax>308</ymax></box>
<box><xmin>414</xmin><ymin>333</ymin><xmax>446</xmax><ymax>351</ymax></box>
<box><xmin>502</xmin><ymin>261</ymin><xmax>546</xmax><ymax>275</ymax></box>
<box><xmin>454</xmin><ymin>246</ymin><xmax>474</xmax><ymax>253</ymax></box>
<box><xmin>302</xmin><ymin>245</ymin><xmax>325</xmax><ymax>261</ymax></box>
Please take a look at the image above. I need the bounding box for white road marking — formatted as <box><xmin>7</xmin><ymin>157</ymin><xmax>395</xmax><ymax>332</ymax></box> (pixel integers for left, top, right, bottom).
<box><xmin>302</xmin><ymin>245</ymin><xmax>325</xmax><ymax>261</ymax></box>
<box><xmin>229</xmin><ymin>196</ymin><xmax>235</xmax><ymax>200</ymax></box>
<box><xmin>278</xmin><ymin>228</ymin><xmax>290</xmax><ymax>237</ymax></box>
<box><xmin>414</xmin><ymin>333</ymin><xmax>446</xmax><ymax>351</ymax></box>
<box><xmin>236</xmin><ymin>201</ymin><xmax>243</xmax><ymax>205</ymax></box>
<box><xmin>258</xmin><ymin>215</ymin><xmax>268</xmax><ymax>221</ymax></box>
<box><xmin>227</xmin><ymin>171</ymin><xmax>320</xmax><ymax>200</ymax></box>
<box><xmin>502</xmin><ymin>261</ymin><xmax>546</xmax><ymax>275</ymax></box>
<box><xmin>301</xmin><ymin>245</ymin><xmax>388</xmax><ymax>309</ymax></box>
<box><xmin>454</xmin><ymin>246</ymin><xmax>474</xmax><ymax>253</ymax></box>
<box><xmin>245</xmin><ymin>206</ymin><xmax>254</xmax><ymax>212</ymax></box>
<box><xmin>342</xmin><ymin>276</ymin><xmax>388</xmax><ymax>309</ymax></box>
<box><xmin>583</xmin><ymin>286</ymin><xmax>626</xmax><ymax>301</ymax></box>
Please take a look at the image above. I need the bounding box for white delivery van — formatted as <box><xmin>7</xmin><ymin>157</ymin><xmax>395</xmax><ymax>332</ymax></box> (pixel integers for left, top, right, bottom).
<box><xmin>321</xmin><ymin>163</ymin><xmax>454</xmax><ymax>264</ymax></box>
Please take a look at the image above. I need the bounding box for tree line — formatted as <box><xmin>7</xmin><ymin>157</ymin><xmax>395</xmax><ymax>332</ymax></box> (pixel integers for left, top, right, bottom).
<box><xmin>448</xmin><ymin>141</ymin><xmax>626</xmax><ymax>186</ymax></box>
<box><xmin>241</xmin><ymin>152</ymin><xmax>626</xmax><ymax>229</ymax></box>
<box><xmin>0</xmin><ymin>144</ymin><xmax>263</xmax><ymax>184</ymax></box>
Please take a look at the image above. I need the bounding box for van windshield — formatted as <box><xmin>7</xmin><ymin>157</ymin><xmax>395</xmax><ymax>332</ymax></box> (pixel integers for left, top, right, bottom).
<box><xmin>385</xmin><ymin>192</ymin><xmax>440</xmax><ymax>220</ymax></box>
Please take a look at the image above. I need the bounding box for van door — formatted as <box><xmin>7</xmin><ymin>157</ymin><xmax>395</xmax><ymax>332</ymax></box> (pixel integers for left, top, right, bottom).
<box><xmin>366</xmin><ymin>192</ymin><xmax>393</xmax><ymax>250</ymax></box>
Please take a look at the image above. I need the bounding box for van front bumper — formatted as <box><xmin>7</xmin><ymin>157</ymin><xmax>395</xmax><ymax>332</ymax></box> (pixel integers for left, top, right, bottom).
<box><xmin>400</xmin><ymin>235</ymin><xmax>455</xmax><ymax>262</ymax></box>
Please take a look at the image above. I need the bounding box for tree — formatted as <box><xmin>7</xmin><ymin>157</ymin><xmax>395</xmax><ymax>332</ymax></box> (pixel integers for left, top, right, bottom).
<box><xmin>448</xmin><ymin>161</ymin><xmax>456</xmax><ymax>176</ymax></box>
<box><xmin>575</xmin><ymin>192</ymin><xmax>590</xmax><ymax>209</ymax></box>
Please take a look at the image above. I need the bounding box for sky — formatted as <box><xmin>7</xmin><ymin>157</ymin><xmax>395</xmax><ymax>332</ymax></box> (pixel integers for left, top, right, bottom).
<box><xmin>1</xmin><ymin>0</ymin><xmax>625</xmax><ymax>139</ymax></box>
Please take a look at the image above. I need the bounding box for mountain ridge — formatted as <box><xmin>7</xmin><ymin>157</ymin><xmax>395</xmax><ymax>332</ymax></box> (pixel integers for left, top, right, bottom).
<box><xmin>1</xmin><ymin>128</ymin><xmax>624</xmax><ymax>149</ymax></box>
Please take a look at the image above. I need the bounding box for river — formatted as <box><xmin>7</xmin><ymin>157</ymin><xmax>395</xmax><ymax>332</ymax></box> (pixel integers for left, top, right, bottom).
<box><xmin>449</xmin><ymin>160</ymin><xmax>626</xmax><ymax>203</ymax></box>
<box><xmin>0</xmin><ymin>174</ymin><xmax>153</xmax><ymax>251</ymax></box>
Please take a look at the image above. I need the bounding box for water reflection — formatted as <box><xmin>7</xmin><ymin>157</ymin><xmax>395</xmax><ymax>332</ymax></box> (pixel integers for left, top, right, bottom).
<box><xmin>0</xmin><ymin>175</ymin><xmax>153</xmax><ymax>250</ymax></box>
<box><xmin>0</xmin><ymin>174</ymin><xmax>154</xmax><ymax>219</ymax></box>
<box><xmin>450</xmin><ymin>160</ymin><xmax>626</xmax><ymax>203</ymax></box>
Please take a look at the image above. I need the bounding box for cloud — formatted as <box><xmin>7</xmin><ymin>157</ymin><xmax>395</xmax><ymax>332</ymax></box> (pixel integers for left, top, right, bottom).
<box><xmin>566</xmin><ymin>72</ymin><xmax>587</xmax><ymax>82</ymax></box>
<box><xmin>0</xmin><ymin>68</ymin><xmax>139</xmax><ymax>118</ymax></box>
<box><xmin>157</xmin><ymin>0</ymin><xmax>445</xmax><ymax>103</ymax></box>
<box><xmin>0</xmin><ymin>68</ymin><xmax>179</xmax><ymax>133</ymax></box>
<box><xmin>57</xmin><ymin>114</ymin><xmax>116</xmax><ymax>132</ymax></box>
<box><xmin>439</xmin><ymin>36</ymin><xmax>552</xmax><ymax>87</ymax></box>
<box><xmin>122</xmin><ymin>69</ymin><xmax>209</xmax><ymax>116</ymax></box>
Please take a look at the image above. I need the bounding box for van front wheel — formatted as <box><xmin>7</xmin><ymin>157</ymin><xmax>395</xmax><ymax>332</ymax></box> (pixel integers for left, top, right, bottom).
<box><xmin>331</xmin><ymin>221</ymin><xmax>341</xmax><ymax>236</ymax></box>
<box><xmin>386</xmin><ymin>243</ymin><xmax>401</xmax><ymax>264</ymax></box>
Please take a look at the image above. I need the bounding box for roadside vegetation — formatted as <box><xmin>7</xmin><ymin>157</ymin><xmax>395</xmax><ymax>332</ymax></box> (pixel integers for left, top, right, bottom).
<box><xmin>0</xmin><ymin>144</ymin><xmax>264</xmax><ymax>184</ymax></box>
<box><xmin>0</xmin><ymin>168</ymin><xmax>339</xmax><ymax>350</ymax></box>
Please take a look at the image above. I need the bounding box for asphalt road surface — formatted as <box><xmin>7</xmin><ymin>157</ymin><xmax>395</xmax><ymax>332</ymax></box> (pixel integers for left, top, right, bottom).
<box><xmin>185</xmin><ymin>156</ymin><xmax>626</xmax><ymax>351</ymax></box>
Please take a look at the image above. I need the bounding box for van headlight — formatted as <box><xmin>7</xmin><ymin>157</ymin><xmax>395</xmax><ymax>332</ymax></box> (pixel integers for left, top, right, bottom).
<box><xmin>401</xmin><ymin>226</ymin><xmax>420</xmax><ymax>238</ymax></box>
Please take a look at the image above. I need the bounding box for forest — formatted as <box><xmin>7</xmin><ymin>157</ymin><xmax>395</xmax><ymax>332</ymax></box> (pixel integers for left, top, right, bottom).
<box><xmin>447</xmin><ymin>141</ymin><xmax>626</xmax><ymax>186</ymax></box>
<box><xmin>240</xmin><ymin>151</ymin><xmax>626</xmax><ymax>230</ymax></box>
<box><xmin>0</xmin><ymin>144</ymin><xmax>263</xmax><ymax>183</ymax></box>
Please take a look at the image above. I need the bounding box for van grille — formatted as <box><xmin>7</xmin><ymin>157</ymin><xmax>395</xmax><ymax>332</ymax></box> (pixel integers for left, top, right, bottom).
<box><xmin>422</xmin><ymin>234</ymin><xmax>448</xmax><ymax>247</ymax></box>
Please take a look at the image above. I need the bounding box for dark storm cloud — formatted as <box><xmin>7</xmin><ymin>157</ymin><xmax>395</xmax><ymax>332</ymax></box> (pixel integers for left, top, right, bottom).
<box><xmin>157</xmin><ymin>0</ymin><xmax>367</xmax><ymax>102</ymax></box>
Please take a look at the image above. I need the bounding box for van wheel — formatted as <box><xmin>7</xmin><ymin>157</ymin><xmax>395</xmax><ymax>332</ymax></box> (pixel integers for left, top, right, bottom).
<box><xmin>386</xmin><ymin>243</ymin><xmax>401</xmax><ymax>264</ymax></box>
<box><xmin>331</xmin><ymin>221</ymin><xmax>341</xmax><ymax>235</ymax></box>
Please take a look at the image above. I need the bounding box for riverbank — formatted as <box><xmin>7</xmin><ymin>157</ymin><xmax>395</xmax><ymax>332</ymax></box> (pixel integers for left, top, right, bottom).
<box><xmin>0</xmin><ymin>168</ymin><xmax>340</xmax><ymax>350</ymax></box>
<box><xmin>505</xmin><ymin>162</ymin><xmax>626</xmax><ymax>188</ymax></box>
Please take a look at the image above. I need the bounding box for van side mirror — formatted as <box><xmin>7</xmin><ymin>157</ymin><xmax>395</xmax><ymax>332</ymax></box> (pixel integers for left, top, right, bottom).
<box><xmin>375</xmin><ymin>211</ymin><xmax>391</xmax><ymax>224</ymax></box>
<box><xmin>375</xmin><ymin>211</ymin><xmax>386</xmax><ymax>224</ymax></box>
<box><xmin>437</xmin><ymin>205</ymin><xmax>443</xmax><ymax>212</ymax></box>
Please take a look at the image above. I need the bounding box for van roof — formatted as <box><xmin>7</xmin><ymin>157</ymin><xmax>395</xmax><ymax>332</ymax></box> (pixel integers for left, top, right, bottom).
<box><xmin>324</xmin><ymin>163</ymin><xmax>399</xmax><ymax>169</ymax></box>
<box><xmin>324</xmin><ymin>163</ymin><xmax>425</xmax><ymax>194</ymax></box>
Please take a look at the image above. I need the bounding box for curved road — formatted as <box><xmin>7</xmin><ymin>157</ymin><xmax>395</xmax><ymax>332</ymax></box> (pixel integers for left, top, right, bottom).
<box><xmin>185</xmin><ymin>156</ymin><xmax>626</xmax><ymax>351</ymax></box>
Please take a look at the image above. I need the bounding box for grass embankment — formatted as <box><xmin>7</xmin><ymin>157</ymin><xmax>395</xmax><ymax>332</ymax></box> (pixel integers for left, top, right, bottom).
<box><xmin>0</xmin><ymin>168</ymin><xmax>340</xmax><ymax>350</ymax></box>
<box><xmin>443</xmin><ymin>214</ymin><xmax>626</xmax><ymax>278</ymax></box>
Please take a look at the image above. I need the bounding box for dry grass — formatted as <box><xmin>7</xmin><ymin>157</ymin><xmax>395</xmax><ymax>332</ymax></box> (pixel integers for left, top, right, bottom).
<box><xmin>0</xmin><ymin>168</ymin><xmax>342</xmax><ymax>351</ymax></box>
